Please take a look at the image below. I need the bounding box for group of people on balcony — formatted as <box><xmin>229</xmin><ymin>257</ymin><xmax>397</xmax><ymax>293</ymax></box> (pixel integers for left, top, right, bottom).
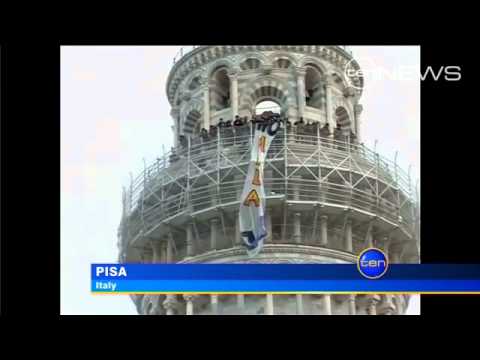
<box><xmin>170</xmin><ymin>112</ymin><xmax>358</xmax><ymax>163</ymax></box>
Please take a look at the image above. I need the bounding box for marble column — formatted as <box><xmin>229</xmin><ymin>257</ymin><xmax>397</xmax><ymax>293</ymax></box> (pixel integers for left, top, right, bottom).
<box><xmin>234</xmin><ymin>174</ymin><xmax>243</xmax><ymax>245</ymax></box>
<box><xmin>203</xmin><ymin>85</ymin><xmax>210</xmax><ymax>130</ymax></box>
<box><xmin>234</xmin><ymin>174</ymin><xmax>243</xmax><ymax>199</ymax></box>
<box><xmin>237</xmin><ymin>294</ymin><xmax>245</xmax><ymax>312</ymax></box>
<box><xmin>365</xmin><ymin>225</ymin><xmax>374</xmax><ymax>249</ymax></box>
<box><xmin>184</xmin><ymin>294</ymin><xmax>196</xmax><ymax>315</ymax></box>
<box><xmin>210</xmin><ymin>184</ymin><xmax>218</xmax><ymax>208</ymax></box>
<box><xmin>211</xmin><ymin>294</ymin><xmax>219</xmax><ymax>314</ymax></box>
<box><xmin>296</xmin><ymin>294</ymin><xmax>304</xmax><ymax>315</ymax></box>
<box><xmin>266</xmin><ymin>294</ymin><xmax>274</xmax><ymax>315</ymax></box>
<box><xmin>170</xmin><ymin>108</ymin><xmax>180</xmax><ymax>148</ymax></box>
<box><xmin>344</xmin><ymin>218</ymin><xmax>353</xmax><ymax>253</ymax></box>
<box><xmin>291</xmin><ymin>175</ymin><xmax>302</xmax><ymax>201</ymax></box>
<box><xmin>320</xmin><ymin>215</ymin><xmax>328</xmax><ymax>246</ymax></box>
<box><xmin>390</xmin><ymin>245</ymin><xmax>401</xmax><ymax>263</ymax></box>
<box><xmin>210</xmin><ymin>218</ymin><xmax>219</xmax><ymax>251</ymax></box>
<box><xmin>186</xmin><ymin>222</ymin><xmax>195</xmax><ymax>257</ymax></box>
<box><xmin>325</xmin><ymin>77</ymin><xmax>334</xmax><ymax>141</ymax></box>
<box><xmin>324</xmin><ymin>294</ymin><xmax>332</xmax><ymax>315</ymax></box>
<box><xmin>151</xmin><ymin>240</ymin><xmax>162</xmax><ymax>263</ymax></box>
<box><xmin>296</xmin><ymin>68</ymin><xmax>307</xmax><ymax>120</ymax></box>
<box><xmin>265</xmin><ymin>208</ymin><xmax>273</xmax><ymax>244</ymax></box>
<box><xmin>365</xmin><ymin>188</ymin><xmax>373</xmax><ymax>212</ymax></box>
<box><xmin>166</xmin><ymin>238</ymin><xmax>173</xmax><ymax>263</ymax></box>
<box><xmin>229</xmin><ymin>71</ymin><xmax>239</xmax><ymax>119</ymax></box>
<box><xmin>293</xmin><ymin>212</ymin><xmax>302</xmax><ymax>244</ymax></box>
<box><xmin>396</xmin><ymin>295</ymin><xmax>406</xmax><ymax>314</ymax></box>
<box><xmin>160</xmin><ymin>240</ymin><xmax>167</xmax><ymax>263</ymax></box>
<box><xmin>235</xmin><ymin>213</ymin><xmax>242</xmax><ymax>246</ymax></box>
<box><xmin>264</xmin><ymin>170</ymin><xmax>273</xmax><ymax>244</ymax></box>
<box><xmin>354</xmin><ymin>104</ymin><xmax>363</xmax><ymax>143</ymax></box>
<box><xmin>348</xmin><ymin>294</ymin><xmax>356</xmax><ymax>315</ymax></box>
<box><xmin>381</xmin><ymin>236</ymin><xmax>390</xmax><ymax>258</ymax></box>
<box><xmin>320</xmin><ymin>181</ymin><xmax>329</xmax><ymax>203</ymax></box>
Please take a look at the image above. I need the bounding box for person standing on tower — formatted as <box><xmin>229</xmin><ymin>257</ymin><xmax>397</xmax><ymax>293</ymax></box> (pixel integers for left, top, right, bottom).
<box><xmin>320</xmin><ymin>122</ymin><xmax>330</xmax><ymax>146</ymax></box>
<box><xmin>200</xmin><ymin>128</ymin><xmax>209</xmax><ymax>141</ymax></box>
<box><xmin>334</xmin><ymin>123</ymin><xmax>346</xmax><ymax>150</ymax></box>
<box><xmin>209</xmin><ymin>125</ymin><xmax>217</xmax><ymax>138</ymax></box>
<box><xmin>234</xmin><ymin>115</ymin><xmax>243</xmax><ymax>127</ymax></box>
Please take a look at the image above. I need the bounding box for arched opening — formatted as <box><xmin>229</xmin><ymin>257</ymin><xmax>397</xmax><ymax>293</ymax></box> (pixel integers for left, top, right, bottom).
<box><xmin>183</xmin><ymin>109</ymin><xmax>202</xmax><ymax>137</ymax></box>
<box><xmin>252</xmin><ymin>86</ymin><xmax>287</xmax><ymax>114</ymax></box>
<box><xmin>273</xmin><ymin>58</ymin><xmax>292</xmax><ymax>69</ymax></box>
<box><xmin>210</xmin><ymin>67</ymin><xmax>231</xmax><ymax>111</ymax></box>
<box><xmin>305</xmin><ymin>64</ymin><xmax>324</xmax><ymax>109</ymax></box>
<box><xmin>334</xmin><ymin>106</ymin><xmax>352</xmax><ymax>135</ymax></box>
<box><xmin>240</xmin><ymin>58</ymin><xmax>261</xmax><ymax>71</ymax></box>
<box><xmin>255</xmin><ymin>100</ymin><xmax>281</xmax><ymax>115</ymax></box>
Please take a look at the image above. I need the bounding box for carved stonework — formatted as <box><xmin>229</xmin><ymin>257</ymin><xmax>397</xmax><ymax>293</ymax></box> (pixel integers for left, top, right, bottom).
<box><xmin>167</xmin><ymin>46</ymin><xmax>359</xmax><ymax>105</ymax></box>
<box><xmin>179</xmin><ymin>244</ymin><xmax>357</xmax><ymax>265</ymax></box>
<box><xmin>343</xmin><ymin>86</ymin><xmax>356</xmax><ymax>98</ymax></box>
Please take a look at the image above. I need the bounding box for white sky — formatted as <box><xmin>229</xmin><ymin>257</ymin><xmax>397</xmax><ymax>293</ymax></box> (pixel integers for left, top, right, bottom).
<box><xmin>60</xmin><ymin>46</ymin><xmax>420</xmax><ymax>315</ymax></box>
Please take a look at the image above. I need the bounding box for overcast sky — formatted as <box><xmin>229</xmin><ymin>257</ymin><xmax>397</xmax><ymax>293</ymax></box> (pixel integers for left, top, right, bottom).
<box><xmin>60</xmin><ymin>46</ymin><xmax>420</xmax><ymax>315</ymax></box>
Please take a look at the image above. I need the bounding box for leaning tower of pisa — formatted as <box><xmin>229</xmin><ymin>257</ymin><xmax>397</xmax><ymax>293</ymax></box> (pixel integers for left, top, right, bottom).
<box><xmin>118</xmin><ymin>45</ymin><xmax>420</xmax><ymax>315</ymax></box>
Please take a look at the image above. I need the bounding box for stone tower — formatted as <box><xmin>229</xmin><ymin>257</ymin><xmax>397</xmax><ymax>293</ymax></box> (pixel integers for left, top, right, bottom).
<box><xmin>118</xmin><ymin>46</ymin><xmax>420</xmax><ymax>315</ymax></box>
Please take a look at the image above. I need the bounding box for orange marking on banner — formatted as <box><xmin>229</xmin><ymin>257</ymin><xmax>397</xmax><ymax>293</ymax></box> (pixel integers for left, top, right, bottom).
<box><xmin>252</xmin><ymin>162</ymin><xmax>261</xmax><ymax>185</ymax></box>
<box><xmin>243</xmin><ymin>189</ymin><xmax>260</xmax><ymax>207</ymax></box>
<box><xmin>259</xmin><ymin>136</ymin><xmax>266</xmax><ymax>153</ymax></box>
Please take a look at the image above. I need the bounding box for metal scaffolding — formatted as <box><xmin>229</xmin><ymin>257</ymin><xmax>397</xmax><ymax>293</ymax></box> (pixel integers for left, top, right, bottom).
<box><xmin>119</xmin><ymin>123</ymin><xmax>418</xmax><ymax>263</ymax></box>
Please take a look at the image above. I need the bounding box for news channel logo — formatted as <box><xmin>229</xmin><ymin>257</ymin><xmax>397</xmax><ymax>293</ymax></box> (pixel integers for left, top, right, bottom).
<box><xmin>357</xmin><ymin>248</ymin><xmax>389</xmax><ymax>279</ymax></box>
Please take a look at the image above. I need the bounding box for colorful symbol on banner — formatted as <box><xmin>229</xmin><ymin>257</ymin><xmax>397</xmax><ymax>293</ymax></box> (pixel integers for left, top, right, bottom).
<box><xmin>357</xmin><ymin>248</ymin><xmax>388</xmax><ymax>279</ymax></box>
<box><xmin>259</xmin><ymin>135</ymin><xmax>266</xmax><ymax>153</ymax></box>
<box><xmin>243</xmin><ymin>189</ymin><xmax>260</xmax><ymax>207</ymax></box>
<box><xmin>252</xmin><ymin>162</ymin><xmax>261</xmax><ymax>186</ymax></box>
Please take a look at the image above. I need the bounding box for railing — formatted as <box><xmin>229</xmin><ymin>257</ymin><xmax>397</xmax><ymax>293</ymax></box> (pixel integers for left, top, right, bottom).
<box><xmin>337</xmin><ymin>45</ymin><xmax>352</xmax><ymax>54</ymax></box>
<box><xmin>126</xmin><ymin>129</ymin><xmax>414</xmax><ymax>206</ymax></box>
<box><xmin>125</xmin><ymin>177</ymin><xmax>415</xmax><ymax>243</ymax></box>
<box><xmin>121</xmin><ymin>127</ymin><xmax>418</xmax><ymax>244</ymax></box>
<box><xmin>172</xmin><ymin>46</ymin><xmax>352</xmax><ymax>64</ymax></box>
<box><xmin>144</xmin><ymin>221</ymin><xmax>406</xmax><ymax>263</ymax></box>
<box><xmin>173</xmin><ymin>46</ymin><xmax>200</xmax><ymax>64</ymax></box>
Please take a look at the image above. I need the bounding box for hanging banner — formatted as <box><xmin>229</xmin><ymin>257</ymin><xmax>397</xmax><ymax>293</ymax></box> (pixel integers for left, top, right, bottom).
<box><xmin>239</xmin><ymin>118</ymin><xmax>281</xmax><ymax>256</ymax></box>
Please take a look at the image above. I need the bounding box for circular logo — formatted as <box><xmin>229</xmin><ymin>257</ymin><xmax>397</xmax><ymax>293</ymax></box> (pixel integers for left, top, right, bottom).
<box><xmin>344</xmin><ymin>55</ymin><xmax>379</xmax><ymax>91</ymax></box>
<box><xmin>357</xmin><ymin>248</ymin><xmax>388</xmax><ymax>279</ymax></box>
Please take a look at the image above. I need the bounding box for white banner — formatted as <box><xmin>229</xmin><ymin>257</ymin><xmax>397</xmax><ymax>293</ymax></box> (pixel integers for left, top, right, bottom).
<box><xmin>239</xmin><ymin>119</ymin><xmax>281</xmax><ymax>256</ymax></box>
